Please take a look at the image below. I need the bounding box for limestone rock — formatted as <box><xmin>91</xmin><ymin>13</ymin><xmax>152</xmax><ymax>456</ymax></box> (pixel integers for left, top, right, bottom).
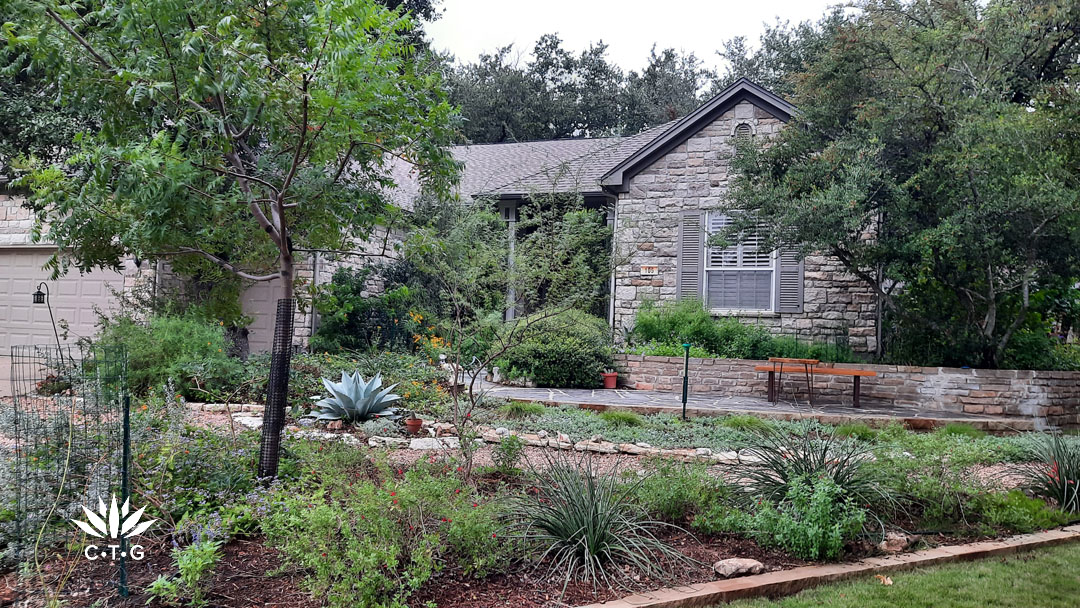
<box><xmin>409</xmin><ymin>437</ymin><xmax>460</xmax><ymax>450</ymax></box>
<box><xmin>590</xmin><ymin>434</ymin><xmax>604</xmax><ymax>443</ymax></box>
<box><xmin>575</xmin><ymin>440</ymin><xmax>619</xmax><ymax>454</ymax></box>
<box><xmin>877</xmin><ymin>532</ymin><xmax>916</xmax><ymax>553</ymax></box>
<box><xmin>297</xmin><ymin>418</ymin><xmax>315</xmax><ymax>427</ymax></box>
<box><xmin>367</xmin><ymin>436</ymin><xmax>410</xmax><ymax>448</ymax></box>
<box><xmin>556</xmin><ymin>432</ymin><xmax>571</xmax><ymax>444</ymax></box>
<box><xmin>326</xmin><ymin>420</ymin><xmax>344</xmax><ymax>431</ymax></box>
<box><xmin>537</xmin><ymin>430</ymin><xmax>549</xmax><ymax>439</ymax></box>
<box><xmin>433</xmin><ymin>422</ymin><xmax>457</xmax><ymax>437</ymax></box>
<box><xmin>695</xmin><ymin>447</ymin><xmax>713</xmax><ymax>457</ymax></box>
<box><xmin>495</xmin><ymin>427</ymin><xmax>510</xmax><ymax>437</ymax></box>
<box><xmin>713</xmin><ymin>558</ymin><xmax>764</xmax><ymax>579</ymax></box>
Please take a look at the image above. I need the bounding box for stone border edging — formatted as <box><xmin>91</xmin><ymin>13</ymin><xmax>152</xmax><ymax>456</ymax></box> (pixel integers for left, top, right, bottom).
<box><xmin>575</xmin><ymin>526</ymin><xmax>1080</xmax><ymax>608</ymax></box>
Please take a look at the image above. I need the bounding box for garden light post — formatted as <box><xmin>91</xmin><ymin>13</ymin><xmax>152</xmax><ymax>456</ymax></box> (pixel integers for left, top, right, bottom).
<box><xmin>32</xmin><ymin>282</ymin><xmax>64</xmax><ymax>356</ymax></box>
<box><xmin>681</xmin><ymin>343</ymin><xmax>690</xmax><ymax>421</ymax></box>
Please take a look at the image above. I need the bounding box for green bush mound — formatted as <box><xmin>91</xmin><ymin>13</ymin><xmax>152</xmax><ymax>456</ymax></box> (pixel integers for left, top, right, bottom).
<box><xmin>493</xmin><ymin>309</ymin><xmax>614</xmax><ymax>388</ymax></box>
<box><xmin>98</xmin><ymin>312</ymin><xmax>242</xmax><ymax>398</ymax></box>
<box><xmin>631</xmin><ymin>299</ymin><xmax>856</xmax><ymax>362</ymax></box>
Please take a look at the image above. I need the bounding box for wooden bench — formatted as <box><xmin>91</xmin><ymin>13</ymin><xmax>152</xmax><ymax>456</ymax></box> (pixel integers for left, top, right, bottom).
<box><xmin>754</xmin><ymin>358</ymin><xmax>878</xmax><ymax>407</ymax></box>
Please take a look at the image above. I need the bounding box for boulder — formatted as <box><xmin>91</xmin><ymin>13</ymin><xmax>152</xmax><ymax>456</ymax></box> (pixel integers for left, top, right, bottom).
<box><xmin>712</xmin><ymin>558</ymin><xmax>765</xmax><ymax>579</ymax></box>
<box><xmin>877</xmin><ymin>532</ymin><xmax>916</xmax><ymax>553</ymax></box>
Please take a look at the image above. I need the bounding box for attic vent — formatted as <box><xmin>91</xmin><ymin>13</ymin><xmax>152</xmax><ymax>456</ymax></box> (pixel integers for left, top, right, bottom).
<box><xmin>734</xmin><ymin>123</ymin><xmax>753</xmax><ymax>143</ymax></box>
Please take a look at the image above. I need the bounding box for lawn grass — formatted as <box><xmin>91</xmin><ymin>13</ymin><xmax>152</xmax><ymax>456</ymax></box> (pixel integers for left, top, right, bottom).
<box><xmin>722</xmin><ymin>542</ymin><xmax>1080</xmax><ymax>608</ymax></box>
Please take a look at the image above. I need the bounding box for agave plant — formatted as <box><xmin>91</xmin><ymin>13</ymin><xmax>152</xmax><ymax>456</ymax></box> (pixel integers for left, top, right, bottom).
<box><xmin>306</xmin><ymin>371</ymin><xmax>401</xmax><ymax>423</ymax></box>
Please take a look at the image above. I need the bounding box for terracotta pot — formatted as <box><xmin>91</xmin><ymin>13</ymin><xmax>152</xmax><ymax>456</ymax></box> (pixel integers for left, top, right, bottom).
<box><xmin>601</xmin><ymin>372</ymin><xmax>618</xmax><ymax>389</ymax></box>
<box><xmin>404</xmin><ymin>418</ymin><xmax>424</xmax><ymax>435</ymax></box>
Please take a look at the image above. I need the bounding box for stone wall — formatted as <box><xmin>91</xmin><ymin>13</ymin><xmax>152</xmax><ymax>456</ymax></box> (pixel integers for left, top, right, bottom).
<box><xmin>0</xmin><ymin>190</ymin><xmax>35</xmax><ymax>245</ymax></box>
<box><xmin>615</xmin><ymin>354</ymin><xmax>1080</xmax><ymax>430</ymax></box>
<box><xmin>611</xmin><ymin>99</ymin><xmax>879</xmax><ymax>353</ymax></box>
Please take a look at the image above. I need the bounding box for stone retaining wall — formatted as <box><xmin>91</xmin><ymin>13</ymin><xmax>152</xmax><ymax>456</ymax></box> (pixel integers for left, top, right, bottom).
<box><xmin>614</xmin><ymin>354</ymin><xmax>1080</xmax><ymax>429</ymax></box>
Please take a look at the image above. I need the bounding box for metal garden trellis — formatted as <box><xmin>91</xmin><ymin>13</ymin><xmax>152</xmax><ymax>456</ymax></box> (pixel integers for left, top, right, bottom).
<box><xmin>5</xmin><ymin>344</ymin><xmax>131</xmax><ymax>597</ymax></box>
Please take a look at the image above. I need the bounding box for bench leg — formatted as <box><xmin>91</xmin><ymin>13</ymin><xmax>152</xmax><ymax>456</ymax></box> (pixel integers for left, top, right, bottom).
<box><xmin>853</xmin><ymin>376</ymin><xmax>861</xmax><ymax>408</ymax></box>
<box><xmin>767</xmin><ymin>371</ymin><xmax>776</xmax><ymax>403</ymax></box>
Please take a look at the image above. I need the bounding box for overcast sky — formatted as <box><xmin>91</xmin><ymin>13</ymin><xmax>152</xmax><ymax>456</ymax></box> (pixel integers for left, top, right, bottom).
<box><xmin>426</xmin><ymin>0</ymin><xmax>839</xmax><ymax>73</ymax></box>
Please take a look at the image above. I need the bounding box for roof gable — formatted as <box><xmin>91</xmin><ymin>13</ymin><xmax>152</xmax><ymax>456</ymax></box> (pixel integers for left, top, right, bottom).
<box><xmin>599</xmin><ymin>78</ymin><xmax>794</xmax><ymax>192</ymax></box>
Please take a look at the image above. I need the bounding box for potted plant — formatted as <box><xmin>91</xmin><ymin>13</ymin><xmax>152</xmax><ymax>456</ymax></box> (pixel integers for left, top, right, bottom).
<box><xmin>601</xmin><ymin>369</ymin><xmax>618</xmax><ymax>389</ymax></box>
<box><xmin>404</xmin><ymin>411</ymin><xmax>424</xmax><ymax>436</ymax></box>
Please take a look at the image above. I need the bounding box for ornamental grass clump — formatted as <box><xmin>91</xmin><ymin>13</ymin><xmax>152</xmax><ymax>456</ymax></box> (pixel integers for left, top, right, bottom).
<box><xmin>1021</xmin><ymin>434</ymin><xmax>1080</xmax><ymax>513</ymax></box>
<box><xmin>508</xmin><ymin>452</ymin><xmax>695</xmax><ymax>593</ymax></box>
<box><xmin>739</xmin><ymin>429</ymin><xmax>890</xmax><ymax>508</ymax></box>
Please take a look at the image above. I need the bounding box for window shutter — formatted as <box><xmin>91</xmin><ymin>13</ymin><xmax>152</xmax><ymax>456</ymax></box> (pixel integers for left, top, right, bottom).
<box><xmin>677</xmin><ymin>210</ymin><xmax>704</xmax><ymax>300</ymax></box>
<box><xmin>774</xmin><ymin>250</ymin><xmax>804</xmax><ymax>313</ymax></box>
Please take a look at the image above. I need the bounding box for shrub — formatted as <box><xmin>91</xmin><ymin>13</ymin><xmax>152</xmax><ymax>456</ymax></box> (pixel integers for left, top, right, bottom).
<box><xmin>261</xmin><ymin>453</ymin><xmax>516</xmax><ymax>607</ymax></box>
<box><xmin>98</xmin><ymin>313</ymin><xmax>241</xmax><ymax>398</ymax></box>
<box><xmin>497</xmin><ymin>401</ymin><xmax>547</xmax><ymax>419</ymax></box>
<box><xmin>632</xmin><ymin>299</ymin><xmax>722</xmax><ymax>352</ymax></box>
<box><xmin>937</xmin><ymin>423</ymin><xmax>986</xmax><ymax>439</ymax></box>
<box><xmin>494</xmin><ymin>309</ymin><xmax>614</xmax><ymax>388</ymax></box>
<box><xmin>1021</xmin><ymin>434</ymin><xmax>1080</xmax><ymax>513</ymax></box>
<box><xmin>507</xmin><ymin>452</ymin><xmax>691</xmax><ymax>592</ymax></box>
<box><xmin>492</xmin><ymin>435</ymin><xmax>525</xmax><ymax>473</ymax></box>
<box><xmin>631</xmin><ymin>460</ymin><xmax>728</xmax><ymax>522</ymax></box>
<box><xmin>625</xmin><ymin>341</ymin><xmax>712</xmax><ymax>358</ymax></box>
<box><xmin>750</xmin><ymin>475</ymin><xmax>866</xmax><ymax>560</ymax></box>
<box><xmin>599</xmin><ymin>410</ymin><xmax>643</xmax><ymax>428</ymax></box>
<box><xmin>973</xmin><ymin>490</ymin><xmax>1069</xmax><ymax>533</ymax></box>
<box><xmin>310</xmin><ymin>267</ymin><xmax>429</xmax><ymax>353</ymax></box>
<box><xmin>739</xmin><ymin>430</ymin><xmax>890</xmax><ymax>512</ymax></box>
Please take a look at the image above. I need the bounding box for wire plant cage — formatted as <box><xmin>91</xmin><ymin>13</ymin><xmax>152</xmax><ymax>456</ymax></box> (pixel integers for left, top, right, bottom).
<box><xmin>2</xmin><ymin>344</ymin><xmax>130</xmax><ymax>580</ymax></box>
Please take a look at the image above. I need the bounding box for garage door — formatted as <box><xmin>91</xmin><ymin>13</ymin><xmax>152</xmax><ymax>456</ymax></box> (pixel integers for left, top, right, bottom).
<box><xmin>0</xmin><ymin>248</ymin><xmax>126</xmax><ymax>396</ymax></box>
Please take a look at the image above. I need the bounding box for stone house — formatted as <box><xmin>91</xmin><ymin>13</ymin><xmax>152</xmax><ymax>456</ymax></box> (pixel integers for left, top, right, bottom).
<box><xmin>0</xmin><ymin>79</ymin><xmax>879</xmax><ymax>394</ymax></box>
<box><xmin>426</xmin><ymin>79</ymin><xmax>879</xmax><ymax>353</ymax></box>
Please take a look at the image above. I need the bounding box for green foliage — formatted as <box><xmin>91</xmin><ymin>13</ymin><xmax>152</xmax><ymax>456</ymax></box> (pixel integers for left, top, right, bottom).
<box><xmin>311</xmin><ymin>267</ymin><xmax>429</xmax><ymax>353</ymax></box>
<box><xmin>9</xmin><ymin>0</ymin><xmax>457</xmax><ymax>314</ymax></box>
<box><xmin>750</xmin><ymin>475</ymin><xmax>866</xmax><ymax>560</ymax></box>
<box><xmin>625</xmin><ymin>341</ymin><xmax>712</xmax><ymax>358</ymax></box>
<box><xmin>726</xmin><ymin>0</ymin><xmax>1080</xmax><ymax>368</ymax></box>
<box><xmin>146</xmin><ymin>540</ymin><xmax>223</xmax><ymax>608</ymax></box>
<box><xmin>492</xmin><ymin>435</ymin><xmax>525</xmax><ymax>474</ymax></box>
<box><xmin>98</xmin><ymin>313</ymin><xmax>241</xmax><ymax>399</ymax></box>
<box><xmin>1021</xmin><ymin>434</ymin><xmax>1080</xmax><ymax>513</ymax></box>
<box><xmin>599</xmin><ymin>410</ymin><xmax>643</xmax><ymax>428</ymax></box>
<box><xmin>739</xmin><ymin>430</ymin><xmax>890</xmax><ymax>512</ymax></box>
<box><xmin>631</xmin><ymin>300</ymin><xmax>855</xmax><ymax>362</ymax></box>
<box><xmin>230</xmin><ymin>350</ymin><xmax>448</xmax><ymax>417</ymax></box>
<box><xmin>260</xmin><ymin>447</ymin><xmax>515</xmax><ymax>607</ymax></box>
<box><xmin>630</xmin><ymin>461</ymin><xmax>728</xmax><ymax>523</ymax></box>
<box><xmin>494</xmin><ymin>310</ymin><xmax>614</xmax><ymax>388</ymax></box>
<box><xmin>718</xmin><ymin>415</ymin><xmax>774</xmax><ymax>433</ymax></box>
<box><xmin>307</xmin><ymin>372</ymin><xmax>401</xmax><ymax>424</ymax></box>
<box><xmin>973</xmin><ymin>490</ymin><xmax>1068</xmax><ymax>534</ymax></box>
<box><xmin>507</xmin><ymin>452</ymin><xmax>690</xmax><ymax>592</ymax></box>
<box><xmin>834</xmin><ymin>422</ymin><xmax>877</xmax><ymax>442</ymax></box>
<box><xmin>496</xmin><ymin>402</ymin><xmax>547</xmax><ymax>419</ymax></box>
<box><xmin>936</xmin><ymin>423</ymin><xmax>986</xmax><ymax>440</ymax></box>
<box><xmin>632</xmin><ymin>299</ymin><xmax>726</xmax><ymax>353</ymax></box>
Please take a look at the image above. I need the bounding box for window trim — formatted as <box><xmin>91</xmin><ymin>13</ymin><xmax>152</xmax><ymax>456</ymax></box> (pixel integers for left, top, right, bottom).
<box><xmin>704</xmin><ymin>212</ymin><xmax>777</xmax><ymax>313</ymax></box>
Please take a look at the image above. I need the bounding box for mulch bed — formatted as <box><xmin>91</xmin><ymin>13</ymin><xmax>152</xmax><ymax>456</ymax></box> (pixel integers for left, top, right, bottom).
<box><xmin>7</xmin><ymin>538</ymin><xmax>317</xmax><ymax>608</ymax></box>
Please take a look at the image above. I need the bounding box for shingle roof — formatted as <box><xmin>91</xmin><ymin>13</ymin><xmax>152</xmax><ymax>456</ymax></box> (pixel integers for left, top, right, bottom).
<box><xmin>383</xmin><ymin>122</ymin><xmax>676</xmax><ymax>207</ymax></box>
<box><xmin>386</xmin><ymin>79</ymin><xmax>794</xmax><ymax>206</ymax></box>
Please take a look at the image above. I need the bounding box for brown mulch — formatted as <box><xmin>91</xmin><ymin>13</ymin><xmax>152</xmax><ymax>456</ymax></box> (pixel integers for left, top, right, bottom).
<box><xmin>9</xmin><ymin>537</ymin><xmax>316</xmax><ymax>608</ymax></box>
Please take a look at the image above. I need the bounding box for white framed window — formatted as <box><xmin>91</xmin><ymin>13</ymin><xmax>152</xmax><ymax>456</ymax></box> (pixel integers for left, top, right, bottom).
<box><xmin>704</xmin><ymin>213</ymin><xmax>775</xmax><ymax>311</ymax></box>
